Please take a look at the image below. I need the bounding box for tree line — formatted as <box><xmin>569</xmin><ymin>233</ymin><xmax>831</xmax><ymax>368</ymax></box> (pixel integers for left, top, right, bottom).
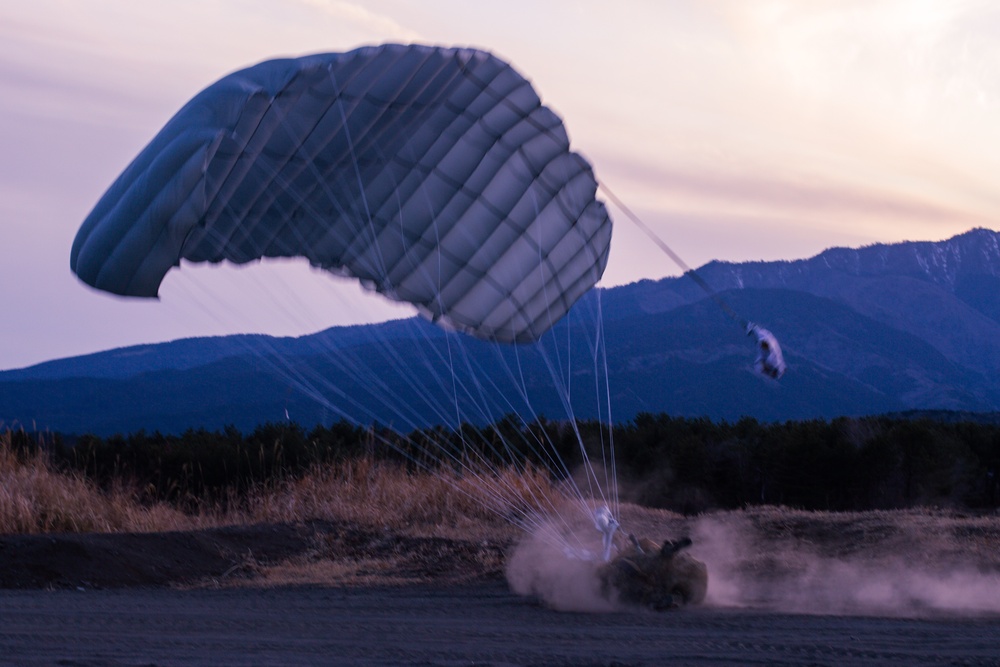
<box><xmin>7</xmin><ymin>412</ymin><xmax>1000</xmax><ymax>513</ymax></box>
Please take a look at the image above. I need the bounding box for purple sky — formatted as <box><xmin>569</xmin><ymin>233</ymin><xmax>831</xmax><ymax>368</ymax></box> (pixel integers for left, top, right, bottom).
<box><xmin>2</xmin><ymin>0</ymin><xmax>998</xmax><ymax>371</ymax></box>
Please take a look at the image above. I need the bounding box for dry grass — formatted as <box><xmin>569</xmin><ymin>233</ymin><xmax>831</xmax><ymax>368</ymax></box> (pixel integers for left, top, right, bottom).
<box><xmin>246</xmin><ymin>458</ymin><xmax>567</xmax><ymax>540</ymax></box>
<box><xmin>7</xmin><ymin>430</ymin><xmax>1000</xmax><ymax>597</ymax></box>
<box><xmin>0</xmin><ymin>433</ymin><xmax>202</xmax><ymax>534</ymax></box>
<box><xmin>5</xmin><ymin>429</ymin><xmax>998</xmax><ymax>549</ymax></box>
<box><xmin>0</xmin><ymin>430</ymin><xmax>571</xmax><ymax>588</ymax></box>
<box><xmin>0</xmin><ymin>431</ymin><xmax>564</xmax><ymax>541</ymax></box>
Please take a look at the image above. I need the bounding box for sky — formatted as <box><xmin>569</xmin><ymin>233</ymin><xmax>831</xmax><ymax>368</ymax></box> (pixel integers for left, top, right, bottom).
<box><xmin>1</xmin><ymin>0</ymin><xmax>998</xmax><ymax>371</ymax></box>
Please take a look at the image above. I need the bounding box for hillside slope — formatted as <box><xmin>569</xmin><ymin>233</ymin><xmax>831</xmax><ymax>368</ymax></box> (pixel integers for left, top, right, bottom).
<box><xmin>4</xmin><ymin>229</ymin><xmax>1000</xmax><ymax>434</ymax></box>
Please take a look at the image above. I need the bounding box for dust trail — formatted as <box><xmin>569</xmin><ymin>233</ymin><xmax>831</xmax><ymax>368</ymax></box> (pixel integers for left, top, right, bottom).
<box><xmin>505</xmin><ymin>518</ymin><xmax>617</xmax><ymax>613</ymax></box>
<box><xmin>691</xmin><ymin>508</ymin><xmax>1000</xmax><ymax>617</ymax></box>
<box><xmin>506</xmin><ymin>507</ymin><xmax>1000</xmax><ymax>617</ymax></box>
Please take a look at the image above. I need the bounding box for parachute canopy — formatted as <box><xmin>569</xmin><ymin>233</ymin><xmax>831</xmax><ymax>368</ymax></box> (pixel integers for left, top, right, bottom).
<box><xmin>71</xmin><ymin>44</ymin><xmax>612</xmax><ymax>343</ymax></box>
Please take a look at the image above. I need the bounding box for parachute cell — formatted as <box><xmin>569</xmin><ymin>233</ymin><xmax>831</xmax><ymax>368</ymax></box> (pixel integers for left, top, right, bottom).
<box><xmin>71</xmin><ymin>44</ymin><xmax>612</xmax><ymax>343</ymax></box>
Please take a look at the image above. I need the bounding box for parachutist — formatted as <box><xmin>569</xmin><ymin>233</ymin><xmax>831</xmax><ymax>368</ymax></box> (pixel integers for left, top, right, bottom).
<box><xmin>560</xmin><ymin>506</ymin><xmax>620</xmax><ymax>562</ymax></box>
<box><xmin>593</xmin><ymin>505</ymin><xmax>620</xmax><ymax>562</ymax></box>
<box><xmin>746</xmin><ymin>322</ymin><xmax>786</xmax><ymax>380</ymax></box>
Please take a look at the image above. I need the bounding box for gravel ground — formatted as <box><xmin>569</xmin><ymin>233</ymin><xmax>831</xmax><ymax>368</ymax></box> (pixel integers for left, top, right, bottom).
<box><xmin>1</xmin><ymin>582</ymin><xmax>998</xmax><ymax>666</ymax></box>
<box><xmin>3</xmin><ymin>510</ymin><xmax>999</xmax><ymax>666</ymax></box>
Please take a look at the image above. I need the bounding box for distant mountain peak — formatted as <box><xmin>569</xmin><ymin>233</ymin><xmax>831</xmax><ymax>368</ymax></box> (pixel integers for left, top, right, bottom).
<box><xmin>695</xmin><ymin>228</ymin><xmax>1000</xmax><ymax>291</ymax></box>
<box><xmin>7</xmin><ymin>227</ymin><xmax>1000</xmax><ymax>434</ymax></box>
<box><xmin>814</xmin><ymin>227</ymin><xmax>1000</xmax><ymax>287</ymax></box>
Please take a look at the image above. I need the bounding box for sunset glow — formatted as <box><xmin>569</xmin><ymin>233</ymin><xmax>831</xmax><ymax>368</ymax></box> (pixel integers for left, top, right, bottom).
<box><xmin>1</xmin><ymin>0</ymin><xmax>997</xmax><ymax>369</ymax></box>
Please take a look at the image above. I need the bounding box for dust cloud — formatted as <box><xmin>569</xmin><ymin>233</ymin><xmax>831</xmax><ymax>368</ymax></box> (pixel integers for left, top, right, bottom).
<box><xmin>505</xmin><ymin>519</ymin><xmax>617</xmax><ymax>613</ymax></box>
<box><xmin>691</xmin><ymin>510</ymin><xmax>1000</xmax><ymax>617</ymax></box>
<box><xmin>507</xmin><ymin>507</ymin><xmax>1000</xmax><ymax>617</ymax></box>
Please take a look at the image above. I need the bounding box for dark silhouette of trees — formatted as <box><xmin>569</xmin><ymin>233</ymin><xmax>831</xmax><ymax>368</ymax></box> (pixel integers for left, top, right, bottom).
<box><xmin>9</xmin><ymin>412</ymin><xmax>1000</xmax><ymax>513</ymax></box>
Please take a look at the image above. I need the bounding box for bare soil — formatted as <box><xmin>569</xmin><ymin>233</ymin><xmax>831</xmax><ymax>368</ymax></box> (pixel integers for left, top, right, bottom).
<box><xmin>2</xmin><ymin>582</ymin><xmax>999</xmax><ymax>666</ymax></box>
<box><xmin>3</xmin><ymin>509</ymin><xmax>1000</xmax><ymax>665</ymax></box>
<box><xmin>3</xmin><ymin>506</ymin><xmax>1000</xmax><ymax>592</ymax></box>
<box><xmin>0</xmin><ymin>520</ymin><xmax>509</xmax><ymax>590</ymax></box>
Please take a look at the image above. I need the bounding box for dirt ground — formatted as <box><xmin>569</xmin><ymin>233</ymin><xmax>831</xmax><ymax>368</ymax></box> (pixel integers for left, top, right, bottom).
<box><xmin>0</xmin><ymin>520</ymin><xmax>508</xmax><ymax>590</ymax></box>
<box><xmin>2</xmin><ymin>582</ymin><xmax>999</xmax><ymax>666</ymax></box>
<box><xmin>2</xmin><ymin>510</ymin><xmax>1000</xmax><ymax>665</ymax></box>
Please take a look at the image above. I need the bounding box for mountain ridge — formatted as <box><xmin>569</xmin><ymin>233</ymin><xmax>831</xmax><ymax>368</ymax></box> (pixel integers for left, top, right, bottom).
<box><xmin>4</xmin><ymin>228</ymin><xmax>1000</xmax><ymax>434</ymax></box>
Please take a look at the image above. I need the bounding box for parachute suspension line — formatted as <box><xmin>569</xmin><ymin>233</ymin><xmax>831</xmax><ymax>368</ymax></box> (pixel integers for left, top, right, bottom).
<box><xmin>396</xmin><ymin>150</ymin><xmax>536</xmax><ymax>525</ymax></box>
<box><xmin>357</xmin><ymin>421</ymin><xmax>559</xmax><ymax>540</ymax></box>
<box><xmin>445</xmin><ymin>336</ymin><xmax>534</xmax><ymax>520</ymax></box>
<box><xmin>453</xmin><ymin>59</ymin><xmax>622</xmax><ymax>544</ymax></box>
<box><xmin>524</xmin><ymin>216</ymin><xmax>609</xmax><ymax>520</ymax></box>
<box><xmin>225</xmin><ymin>325</ymin><xmax>563</xmax><ymax>540</ymax></box>
<box><xmin>522</xmin><ymin>185</ymin><xmax>613</xmax><ymax>521</ymax></box>
<box><xmin>597</xmin><ymin>182</ymin><xmax>747</xmax><ymax>329</ymax></box>
<box><xmin>501</xmin><ymin>342</ymin><xmax>596</xmax><ymax>548</ymax></box>
<box><xmin>338</xmin><ymin>140</ymin><xmax>470</xmax><ymax>438</ymax></box>
<box><xmin>414</xmin><ymin>316</ymin><xmax>583</xmax><ymax>548</ymax></box>
<box><xmin>318</xmin><ymin>238</ymin><xmax>571</xmax><ymax>540</ymax></box>
<box><xmin>458</xmin><ymin>56</ymin><xmax>740</xmax><ymax>333</ymax></box>
<box><xmin>285</xmin><ymin>156</ymin><xmax>577</xmax><ymax>542</ymax></box>
<box><xmin>597</xmin><ymin>182</ymin><xmax>787</xmax><ymax>381</ymax></box>
<box><xmin>433</xmin><ymin>327</ymin><xmax>593</xmax><ymax>534</ymax></box>
<box><xmin>219</xmin><ymin>63</ymin><xmax>613</xmax><ymax>549</ymax></box>
<box><xmin>534</xmin><ymin>341</ymin><xmax>606</xmax><ymax>510</ymax></box>
<box><xmin>72</xmin><ymin>47</ymin><xmax>619</xmax><ymax>556</ymax></box>
<box><xmin>212</xmin><ymin>132</ymin><xmax>493</xmax><ymax>435</ymax></box>
<box><xmin>189</xmin><ymin>216</ymin><xmax>481</xmax><ymax>444</ymax></box>
<box><xmin>583</xmin><ymin>290</ymin><xmax>617</xmax><ymax>519</ymax></box>
<box><xmin>526</xmin><ymin>188</ymin><xmax>588</xmax><ymax>501</ymax></box>
<box><xmin>422</xmin><ymin>153</ymin><xmax>465</xmax><ymax>437</ymax></box>
<box><xmin>349</xmin><ymin>129</ymin><xmax>599</xmax><ymax>546</ymax></box>
<box><xmin>504</xmin><ymin>339</ymin><xmax>600</xmax><ymax>537</ymax></box>
<box><xmin>326</xmin><ymin>69</ymin><xmax>390</xmax><ymax>281</ymax></box>
<box><xmin>524</xmin><ymin>306</ymin><xmax>607</xmax><ymax>520</ymax></box>
<box><xmin>588</xmin><ymin>293</ymin><xmax>617</xmax><ymax>518</ymax></box>
<box><xmin>509</xmin><ymin>341</ymin><xmax>587</xmax><ymax>499</ymax></box>
<box><xmin>498</xmin><ymin>342</ymin><xmax>617</xmax><ymax>554</ymax></box>
<box><xmin>419</xmin><ymin>221</ymin><xmax>588</xmax><ymax>546</ymax></box>
<box><xmin>282</xmin><ymin>170</ymin><xmax>476</xmax><ymax>434</ymax></box>
<box><xmin>165</xmin><ymin>273</ymin><xmax>363</xmax><ymax>413</ymax></box>
<box><xmin>562</xmin><ymin>292</ymin><xmax>615</xmax><ymax>518</ymax></box>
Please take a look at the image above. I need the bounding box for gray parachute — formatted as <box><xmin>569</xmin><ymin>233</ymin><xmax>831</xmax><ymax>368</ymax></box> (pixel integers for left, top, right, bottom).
<box><xmin>71</xmin><ymin>44</ymin><xmax>612</xmax><ymax>343</ymax></box>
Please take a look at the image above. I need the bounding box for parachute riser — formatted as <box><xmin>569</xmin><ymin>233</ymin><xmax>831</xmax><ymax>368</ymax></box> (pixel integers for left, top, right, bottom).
<box><xmin>598</xmin><ymin>181</ymin><xmax>786</xmax><ymax>380</ymax></box>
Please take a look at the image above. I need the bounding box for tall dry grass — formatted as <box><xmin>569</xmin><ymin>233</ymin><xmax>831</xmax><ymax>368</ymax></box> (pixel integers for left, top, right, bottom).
<box><xmin>0</xmin><ymin>431</ymin><xmax>200</xmax><ymax>534</ymax></box>
<box><xmin>0</xmin><ymin>430</ymin><xmax>567</xmax><ymax>538</ymax></box>
<box><xmin>248</xmin><ymin>458</ymin><xmax>570</xmax><ymax>539</ymax></box>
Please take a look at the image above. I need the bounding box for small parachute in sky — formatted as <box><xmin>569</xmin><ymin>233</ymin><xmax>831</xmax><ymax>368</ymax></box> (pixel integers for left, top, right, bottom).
<box><xmin>597</xmin><ymin>186</ymin><xmax>788</xmax><ymax>383</ymax></box>
<box><xmin>70</xmin><ymin>44</ymin><xmax>612</xmax><ymax>344</ymax></box>
<box><xmin>746</xmin><ymin>322</ymin><xmax>786</xmax><ymax>380</ymax></box>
